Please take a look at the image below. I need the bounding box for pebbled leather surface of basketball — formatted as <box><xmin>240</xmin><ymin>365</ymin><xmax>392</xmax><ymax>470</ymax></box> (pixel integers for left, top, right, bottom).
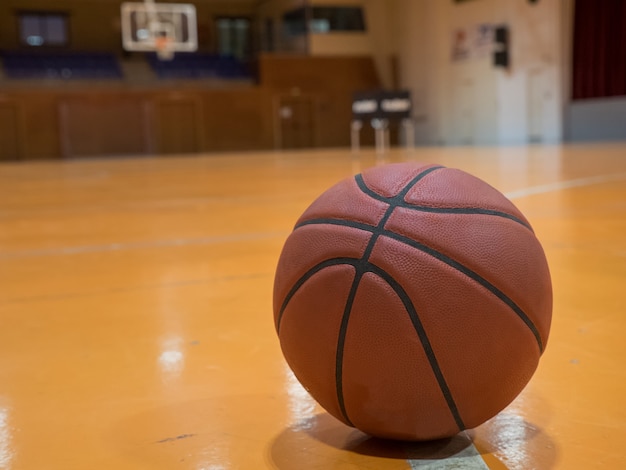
<box><xmin>273</xmin><ymin>162</ymin><xmax>553</xmax><ymax>441</ymax></box>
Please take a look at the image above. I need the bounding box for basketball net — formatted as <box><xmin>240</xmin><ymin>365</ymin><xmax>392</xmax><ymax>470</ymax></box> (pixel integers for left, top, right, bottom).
<box><xmin>155</xmin><ymin>35</ymin><xmax>174</xmax><ymax>61</ymax></box>
<box><xmin>145</xmin><ymin>0</ymin><xmax>175</xmax><ymax>61</ymax></box>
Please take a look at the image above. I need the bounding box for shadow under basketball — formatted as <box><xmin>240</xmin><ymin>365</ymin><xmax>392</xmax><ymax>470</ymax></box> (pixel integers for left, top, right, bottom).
<box><xmin>268</xmin><ymin>411</ymin><xmax>559</xmax><ymax>469</ymax></box>
<box><xmin>269</xmin><ymin>412</ymin><xmax>475</xmax><ymax>469</ymax></box>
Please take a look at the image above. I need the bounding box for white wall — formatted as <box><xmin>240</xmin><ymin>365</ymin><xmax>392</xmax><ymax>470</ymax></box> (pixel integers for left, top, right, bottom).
<box><xmin>387</xmin><ymin>0</ymin><xmax>432</xmax><ymax>141</ymax></box>
<box><xmin>389</xmin><ymin>0</ymin><xmax>565</xmax><ymax>145</ymax></box>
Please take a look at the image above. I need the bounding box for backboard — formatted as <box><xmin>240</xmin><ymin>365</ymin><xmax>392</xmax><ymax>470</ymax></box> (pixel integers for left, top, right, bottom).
<box><xmin>121</xmin><ymin>1</ymin><xmax>198</xmax><ymax>59</ymax></box>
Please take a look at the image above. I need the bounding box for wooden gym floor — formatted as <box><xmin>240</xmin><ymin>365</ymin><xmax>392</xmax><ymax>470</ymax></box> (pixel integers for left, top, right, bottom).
<box><xmin>0</xmin><ymin>144</ymin><xmax>625</xmax><ymax>469</ymax></box>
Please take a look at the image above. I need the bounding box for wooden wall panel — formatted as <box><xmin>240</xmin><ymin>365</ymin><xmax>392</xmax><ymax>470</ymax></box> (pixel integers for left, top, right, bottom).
<box><xmin>202</xmin><ymin>88</ymin><xmax>274</xmax><ymax>152</ymax></box>
<box><xmin>19</xmin><ymin>94</ymin><xmax>62</xmax><ymax>160</ymax></box>
<box><xmin>154</xmin><ymin>95</ymin><xmax>203</xmax><ymax>154</ymax></box>
<box><xmin>258</xmin><ymin>55</ymin><xmax>381</xmax><ymax>93</ymax></box>
<box><xmin>0</xmin><ymin>55</ymin><xmax>383</xmax><ymax>158</ymax></box>
<box><xmin>59</xmin><ymin>94</ymin><xmax>148</xmax><ymax>158</ymax></box>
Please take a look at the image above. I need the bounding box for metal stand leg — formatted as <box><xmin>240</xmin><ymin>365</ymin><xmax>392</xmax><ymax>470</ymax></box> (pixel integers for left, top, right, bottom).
<box><xmin>351</xmin><ymin>120</ymin><xmax>363</xmax><ymax>153</ymax></box>
<box><xmin>372</xmin><ymin>118</ymin><xmax>389</xmax><ymax>155</ymax></box>
<box><xmin>402</xmin><ymin>118</ymin><xmax>415</xmax><ymax>149</ymax></box>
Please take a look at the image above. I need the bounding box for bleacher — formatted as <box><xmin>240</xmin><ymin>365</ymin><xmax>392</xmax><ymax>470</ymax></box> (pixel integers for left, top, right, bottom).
<box><xmin>0</xmin><ymin>50</ymin><xmax>251</xmax><ymax>82</ymax></box>
<box><xmin>146</xmin><ymin>52</ymin><xmax>250</xmax><ymax>80</ymax></box>
<box><xmin>1</xmin><ymin>51</ymin><xmax>123</xmax><ymax>80</ymax></box>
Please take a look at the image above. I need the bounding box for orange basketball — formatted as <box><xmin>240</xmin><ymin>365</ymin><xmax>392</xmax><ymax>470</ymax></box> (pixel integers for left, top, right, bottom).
<box><xmin>273</xmin><ymin>162</ymin><xmax>552</xmax><ymax>441</ymax></box>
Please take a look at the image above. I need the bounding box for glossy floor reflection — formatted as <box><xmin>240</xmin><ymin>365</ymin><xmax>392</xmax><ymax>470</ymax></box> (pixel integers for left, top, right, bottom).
<box><xmin>0</xmin><ymin>144</ymin><xmax>625</xmax><ymax>469</ymax></box>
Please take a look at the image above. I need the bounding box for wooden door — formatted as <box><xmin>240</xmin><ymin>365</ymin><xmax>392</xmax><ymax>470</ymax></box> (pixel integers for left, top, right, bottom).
<box><xmin>275</xmin><ymin>94</ymin><xmax>316</xmax><ymax>149</ymax></box>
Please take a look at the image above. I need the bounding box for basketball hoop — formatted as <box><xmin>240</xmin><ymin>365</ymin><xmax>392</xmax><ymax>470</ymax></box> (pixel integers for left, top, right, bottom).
<box><xmin>120</xmin><ymin>2</ymin><xmax>198</xmax><ymax>57</ymax></box>
<box><xmin>155</xmin><ymin>36</ymin><xmax>175</xmax><ymax>61</ymax></box>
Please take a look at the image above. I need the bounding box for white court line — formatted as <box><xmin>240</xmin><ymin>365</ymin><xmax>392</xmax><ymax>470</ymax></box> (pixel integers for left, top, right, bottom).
<box><xmin>0</xmin><ymin>231</ymin><xmax>288</xmax><ymax>260</ymax></box>
<box><xmin>408</xmin><ymin>443</ymin><xmax>488</xmax><ymax>469</ymax></box>
<box><xmin>504</xmin><ymin>172</ymin><xmax>626</xmax><ymax>200</ymax></box>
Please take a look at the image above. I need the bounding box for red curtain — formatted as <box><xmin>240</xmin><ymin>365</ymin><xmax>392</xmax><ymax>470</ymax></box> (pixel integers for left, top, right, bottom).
<box><xmin>572</xmin><ymin>0</ymin><xmax>626</xmax><ymax>100</ymax></box>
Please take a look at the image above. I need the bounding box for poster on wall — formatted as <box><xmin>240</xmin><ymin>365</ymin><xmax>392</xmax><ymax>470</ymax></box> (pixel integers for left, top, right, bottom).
<box><xmin>473</xmin><ymin>23</ymin><xmax>494</xmax><ymax>58</ymax></box>
<box><xmin>451</xmin><ymin>24</ymin><xmax>495</xmax><ymax>62</ymax></box>
<box><xmin>451</xmin><ymin>28</ymin><xmax>471</xmax><ymax>62</ymax></box>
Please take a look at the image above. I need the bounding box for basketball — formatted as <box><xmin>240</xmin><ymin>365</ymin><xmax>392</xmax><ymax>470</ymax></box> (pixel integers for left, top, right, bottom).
<box><xmin>273</xmin><ymin>162</ymin><xmax>552</xmax><ymax>441</ymax></box>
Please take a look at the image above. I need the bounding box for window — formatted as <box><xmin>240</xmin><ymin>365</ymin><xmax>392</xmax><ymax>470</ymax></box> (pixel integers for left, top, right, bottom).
<box><xmin>310</xmin><ymin>7</ymin><xmax>366</xmax><ymax>33</ymax></box>
<box><xmin>282</xmin><ymin>8</ymin><xmax>307</xmax><ymax>36</ymax></box>
<box><xmin>282</xmin><ymin>6</ymin><xmax>366</xmax><ymax>36</ymax></box>
<box><xmin>18</xmin><ymin>12</ymin><xmax>68</xmax><ymax>47</ymax></box>
<box><xmin>216</xmin><ymin>17</ymin><xmax>250</xmax><ymax>60</ymax></box>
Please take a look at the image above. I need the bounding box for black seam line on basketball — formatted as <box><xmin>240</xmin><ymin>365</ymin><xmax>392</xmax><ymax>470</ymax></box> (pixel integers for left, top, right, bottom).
<box><xmin>287</xmin><ymin>218</ymin><xmax>544</xmax><ymax>353</ymax></box>
<box><xmin>354</xmin><ymin>166</ymin><xmax>445</xmax><ymax>204</ymax></box>
<box><xmin>293</xmin><ymin>167</ymin><xmax>444</xmax><ymax>243</ymax></box>
<box><xmin>354</xmin><ymin>173</ymin><xmax>532</xmax><ymax>231</ymax></box>
<box><xmin>295</xmin><ymin>207</ymin><xmax>532</xmax><ymax>232</ymax></box>
<box><xmin>364</xmin><ymin>262</ymin><xmax>466</xmax><ymax>432</ymax></box>
<box><xmin>403</xmin><ymin>205</ymin><xmax>532</xmax><ymax>231</ymax></box>
<box><xmin>383</xmin><ymin>231</ymin><xmax>545</xmax><ymax>353</ymax></box>
<box><xmin>334</xmin><ymin>270</ymin><xmax>363</xmax><ymax>427</ymax></box>
<box><xmin>361</xmin><ymin>166</ymin><xmax>445</xmax><ymax>262</ymax></box>
<box><xmin>276</xmin><ymin>257</ymin><xmax>360</xmax><ymax>334</ymax></box>
<box><xmin>330</xmin><ymin>166</ymin><xmax>451</xmax><ymax>425</ymax></box>
<box><xmin>295</xmin><ymin>218</ymin><xmax>376</xmax><ymax>232</ymax></box>
<box><xmin>274</xmin><ymin>255</ymin><xmax>361</xmax><ymax>426</ymax></box>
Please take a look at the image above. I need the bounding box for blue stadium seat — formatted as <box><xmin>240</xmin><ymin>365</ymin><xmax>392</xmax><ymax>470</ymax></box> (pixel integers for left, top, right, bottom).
<box><xmin>1</xmin><ymin>51</ymin><xmax>123</xmax><ymax>80</ymax></box>
<box><xmin>146</xmin><ymin>52</ymin><xmax>250</xmax><ymax>80</ymax></box>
